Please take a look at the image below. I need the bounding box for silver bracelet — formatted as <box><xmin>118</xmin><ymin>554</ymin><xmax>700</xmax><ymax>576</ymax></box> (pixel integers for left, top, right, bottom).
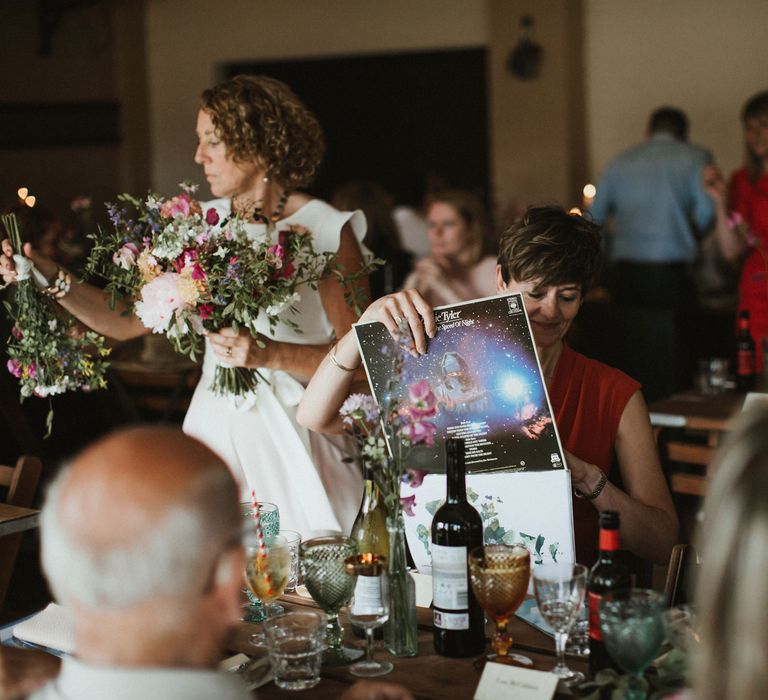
<box><xmin>573</xmin><ymin>470</ymin><xmax>608</xmax><ymax>500</ymax></box>
<box><xmin>329</xmin><ymin>342</ymin><xmax>356</xmax><ymax>372</ymax></box>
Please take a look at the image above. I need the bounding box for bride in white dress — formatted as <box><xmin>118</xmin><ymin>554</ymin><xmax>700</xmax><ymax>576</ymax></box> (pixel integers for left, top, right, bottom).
<box><xmin>0</xmin><ymin>75</ymin><xmax>369</xmax><ymax>537</ymax></box>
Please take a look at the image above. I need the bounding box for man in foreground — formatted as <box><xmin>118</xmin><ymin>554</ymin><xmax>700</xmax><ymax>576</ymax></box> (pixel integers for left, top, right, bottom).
<box><xmin>3</xmin><ymin>426</ymin><xmax>410</xmax><ymax>700</ymax></box>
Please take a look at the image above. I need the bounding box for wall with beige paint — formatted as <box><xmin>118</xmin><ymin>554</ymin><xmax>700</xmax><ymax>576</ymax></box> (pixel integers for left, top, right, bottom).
<box><xmin>145</xmin><ymin>0</ymin><xmax>487</xmax><ymax>196</ymax></box>
<box><xmin>585</xmin><ymin>0</ymin><xmax>768</xmax><ymax>185</ymax></box>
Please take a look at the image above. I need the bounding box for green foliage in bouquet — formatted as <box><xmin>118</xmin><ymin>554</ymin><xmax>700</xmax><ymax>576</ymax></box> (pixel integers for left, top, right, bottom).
<box><xmin>83</xmin><ymin>184</ymin><xmax>378</xmax><ymax>397</ymax></box>
<box><xmin>2</xmin><ymin>213</ymin><xmax>110</xmax><ymax>437</ymax></box>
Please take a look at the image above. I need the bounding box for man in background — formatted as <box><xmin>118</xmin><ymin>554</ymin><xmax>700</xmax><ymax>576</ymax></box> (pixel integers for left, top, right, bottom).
<box><xmin>2</xmin><ymin>426</ymin><xmax>410</xmax><ymax>700</ymax></box>
<box><xmin>590</xmin><ymin>107</ymin><xmax>714</xmax><ymax>401</ymax></box>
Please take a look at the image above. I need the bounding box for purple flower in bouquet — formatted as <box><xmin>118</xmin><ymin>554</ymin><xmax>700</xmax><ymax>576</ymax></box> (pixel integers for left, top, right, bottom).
<box><xmin>7</xmin><ymin>358</ymin><xmax>21</xmax><ymax>378</ymax></box>
<box><xmin>403</xmin><ymin>468</ymin><xmax>428</xmax><ymax>488</ymax></box>
<box><xmin>407</xmin><ymin>379</ymin><xmax>438</xmax><ymax>418</ymax></box>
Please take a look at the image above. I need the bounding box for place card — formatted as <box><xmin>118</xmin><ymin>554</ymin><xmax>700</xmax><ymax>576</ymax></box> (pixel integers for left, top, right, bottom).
<box><xmin>410</xmin><ymin>571</ymin><xmax>433</xmax><ymax>608</ymax></box>
<box><xmin>474</xmin><ymin>662</ymin><xmax>559</xmax><ymax>700</ymax></box>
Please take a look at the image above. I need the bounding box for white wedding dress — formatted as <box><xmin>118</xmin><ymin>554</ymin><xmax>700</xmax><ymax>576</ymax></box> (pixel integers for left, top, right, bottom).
<box><xmin>183</xmin><ymin>198</ymin><xmax>365</xmax><ymax>537</ymax></box>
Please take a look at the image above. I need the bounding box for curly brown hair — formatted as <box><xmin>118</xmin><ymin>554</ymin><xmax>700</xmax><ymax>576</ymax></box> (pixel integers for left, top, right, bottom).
<box><xmin>497</xmin><ymin>204</ymin><xmax>603</xmax><ymax>294</ymax></box>
<box><xmin>200</xmin><ymin>75</ymin><xmax>325</xmax><ymax>190</ymax></box>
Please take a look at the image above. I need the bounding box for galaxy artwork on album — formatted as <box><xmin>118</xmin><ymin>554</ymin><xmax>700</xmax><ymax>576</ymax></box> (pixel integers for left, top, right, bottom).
<box><xmin>354</xmin><ymin>293</ymin><xmax>566</xmax><ymax>474</ymax></box>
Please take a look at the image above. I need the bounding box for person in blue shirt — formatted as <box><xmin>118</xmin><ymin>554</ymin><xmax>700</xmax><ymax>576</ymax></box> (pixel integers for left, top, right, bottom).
<box><xmin>589</xmin><ymin>107</ymin><xmax>715</xmax><ymax>401</ymax></box>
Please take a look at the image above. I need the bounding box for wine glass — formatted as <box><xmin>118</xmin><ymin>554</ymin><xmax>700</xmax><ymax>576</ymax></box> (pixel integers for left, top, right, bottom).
<box><xmin>240</xmin><ymin>501</ymin><xmax>280</xmax><ymax>623</ymax></box>
<box><xmin>300</xmin><ymin>535</ymin><xmax>364</xmax><ymax>666</ymax></box>
<box><xmin>243</xmin><ymin>530</ymin><xmax>291</xmax><ymax>647</ymax></box>
<box><xmin>345</xmin><ymin>554</ymin><xmax>392</xmax><ymax>677</ymax></box>
<box><xmin>600</xmin><ymin>589</ymin><xmax>666</xmax><ymax>700</ymax></box>
<box><xmin>532</xmin><ymin>562</ymin><xmax>588</xmax><ymax>685</ymax></box>
<box><xmin>468</xmin><ymin>544</ymin><xmax>532</xmax><ymax>667</ymax></box>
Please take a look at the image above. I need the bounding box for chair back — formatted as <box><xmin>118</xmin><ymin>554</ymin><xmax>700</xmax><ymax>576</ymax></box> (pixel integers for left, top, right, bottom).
<box><xmin>0</xmin><ymin>455</ymin><xmax>42</xmax><ymax>508</ymax></box>
<box><xmin>664</xmin><ymin>543</ymin><xmax>699</xmax><ymax>607</ymax></box>
<box><xmin>0</xmin><ymin>455</ymin><xmax>43</xmax><ymax>614</ymax></box>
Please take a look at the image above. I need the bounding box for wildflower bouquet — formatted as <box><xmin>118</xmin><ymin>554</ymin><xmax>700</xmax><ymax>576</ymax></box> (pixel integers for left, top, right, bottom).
<box><xmin>2</xmin><ymin>213</ymin><xmax>110</xmax><ymax>436</ymax></box>
<box><xmin>84</xmin><ymin>183</ymin><xmax>370</xmax><ymax>397</ymax></box>
<box><xmin>339</xmin><ymin>381</ymin><xmax>436</xmax><ymax>520</ymax></box>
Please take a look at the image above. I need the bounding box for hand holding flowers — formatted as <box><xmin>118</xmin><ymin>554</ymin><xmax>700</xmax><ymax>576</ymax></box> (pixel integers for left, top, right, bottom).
<box><xmin>2</xmin><ymin>213</ymin><xmax>110</xmax><ymax>436</ymax></box>
<box><xmin>85</xmin><ymin>183</ymin><xmax>374</xmax><ymax>396</ymax></box>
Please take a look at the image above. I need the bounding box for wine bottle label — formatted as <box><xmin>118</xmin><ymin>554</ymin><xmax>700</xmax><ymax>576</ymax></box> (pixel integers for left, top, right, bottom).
<box><xmin>352</xmin><ymin>575</ymin><xmax>383</xmax><ymax>616</ymax></box>
<box><xmin>738</xmin><ymin>350</ymin><xmax>755</xmax><ymax>375</ymax></box>
<box><xmin>432</xmin><ymin>544</ymin><xmax>469</xmax><ymax>612</ymax></box>
<box><xmin>433</xmin><ymin>609</ymin><xmax>470</xmax><ymax>630</ymax></box>
<box><xmin>588</xmin><ymin>591</ymin><xmax>603</xmax><ymax>641</ymax></box>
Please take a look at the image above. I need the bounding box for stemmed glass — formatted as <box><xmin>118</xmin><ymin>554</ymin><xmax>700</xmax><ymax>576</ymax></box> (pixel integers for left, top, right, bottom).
<box><xmin>599</xmin><ymin>589</ymin><xmax>666</xmax><ymax>700</ymax></box>
<box><xmin>532</xmin><ymin>562</ymin><xmax>588</xmax><ymax>685</ymax></box>
<box><xmin>345</xmin><ymin>554</ymin><xmax>392</xmax><ymax>678</ymax></box>
<box><xmin>240</xmin><ymin>501</ymin><xmax>280</xmax><ymax>623</ymax></box>
<box><xmin>243</xmin><ymin>528</ymin><xmax>291</xmax><ymax>647</ymax></box>
<box><xmin>300</xmin><ymin>535</ymin><xmax>364</xmax><ymax>666</ymax></box>
<box><xmin>468</xmin><ymin>544</ymin><xmax>532</xmax><ymax>667</ymax></box>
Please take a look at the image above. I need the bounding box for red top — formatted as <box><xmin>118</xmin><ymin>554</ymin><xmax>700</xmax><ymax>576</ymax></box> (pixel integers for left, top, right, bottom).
<box><xmin>549</xmin><ymin>343</ymin><xmax>641</xmax><ymax>566</ymax></box>
<box><xmin>729</xmin><ymin>167</ymin><xmax>768</xmax><ymax>371</ymax></box>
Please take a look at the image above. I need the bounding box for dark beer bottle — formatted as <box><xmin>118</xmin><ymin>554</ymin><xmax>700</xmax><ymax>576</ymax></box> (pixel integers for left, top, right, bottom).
<box><xmin>587</xmin><ymin>511</ymin><xmax>632</xmax><ymax>675</ymax></box>
<box><xmin>736</xmin><ymin>309</ymin><xmax>756</xmax><ymax>392</ymax></box>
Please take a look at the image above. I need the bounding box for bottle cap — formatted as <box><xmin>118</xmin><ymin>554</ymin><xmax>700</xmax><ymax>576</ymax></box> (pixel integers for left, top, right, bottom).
<box><xmin>599</xmin><ymin>510</ymin><xmax>620</xmax><ymax>530</ymax></box>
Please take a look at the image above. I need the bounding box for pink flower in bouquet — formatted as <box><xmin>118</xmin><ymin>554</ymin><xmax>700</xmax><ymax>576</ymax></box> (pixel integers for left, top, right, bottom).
<box><xmin>112</xmin><ymin>242</ymin><xmax>139</xmax><ymax>270</ymax></box>
<box><xmin>400</xmin><ymin>418</ymin><xmax>437</xmax><ymax>448</ymax></box>
<box><xmin>134</xmin><ymin>272</ymin><xmax>188</xmax><ymax>332</ymax></box>
<box><xmin>159</xmin><ymin>192</ymin><xmax>202</xmax><ymax>220</ymax></box>
<box><xmin>205</xmin><ymin>207</ymin><xmax>220</xmax><ymax>226</ymax></box>
<box><xmin>11</xmin><ymin>326</ymin><xmax>23</xmax><ymax>340</ymax></box>
<box><xmin>198</xmin><ymin>303</ymin><xmax>214</xmax><ymax>320</ymax></box>
<box><xmin>23</xmin><ymin>363</ymin><xmax>37</xmax><ymax>380</ymax></box>
<box><xmin>403</xmin><ymin>468</ymin><xmax>428</xmax><ymax>488</ymax></box>
<box><xmin>6</xmin><ymin>358</ymin><xmax>21</xmax><ymax>378</ymax></box>
<box><xmin>408</xmin><ymin>379</ymin><xmax>437</xmax><ymax>418</ymax></box>
<box><xmin>401</xmin><ymin>494</ymin><xmax>417</xmax><ymax>517</ymax></box>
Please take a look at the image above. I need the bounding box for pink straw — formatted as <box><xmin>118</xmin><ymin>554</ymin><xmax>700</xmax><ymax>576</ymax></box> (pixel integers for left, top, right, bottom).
<box><xmin>250</xmin><ymin>490</ymin><xmax>274</xmax><ymax>596</ymax></box>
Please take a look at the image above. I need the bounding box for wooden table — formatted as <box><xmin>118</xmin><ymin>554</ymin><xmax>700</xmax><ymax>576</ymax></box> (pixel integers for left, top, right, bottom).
<box><xmin>649</xmin><ymin>390</ymin><xmax>745</xmax><ymax>497</ymax></box>
<box><xmin>0</xmin><ymin>504</ymin><xmax>40</xmax><ymax>538</ymax></box>
<box><xmin>227</xmin><ymin>593</ymin><xmax>585</xmax><ymax>699</ymax></box>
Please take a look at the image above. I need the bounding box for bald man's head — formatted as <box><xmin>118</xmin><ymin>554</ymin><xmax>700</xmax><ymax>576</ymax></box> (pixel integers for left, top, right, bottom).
<box><xmin>41</xmin><ymin>426</ymin><xmax>240</xmax><ymax>610</ymax></box>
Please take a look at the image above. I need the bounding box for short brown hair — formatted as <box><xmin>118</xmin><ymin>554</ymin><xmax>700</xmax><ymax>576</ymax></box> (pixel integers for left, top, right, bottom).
<box><xmin>200</xmin><ymin>75</ymin><xmax>325</xmax><ymax>190</ymax></box>
<box><xmin>497</xmin><ymin>205</ymin><xmax>603</xmax><ymax>294</ymax></box>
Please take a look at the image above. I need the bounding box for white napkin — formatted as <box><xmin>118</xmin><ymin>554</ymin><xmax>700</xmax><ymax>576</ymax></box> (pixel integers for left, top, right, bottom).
<box><xmin>12</xmin><ymin>603</ymin><xmax>75</xmax><ymax>654</ymax></box>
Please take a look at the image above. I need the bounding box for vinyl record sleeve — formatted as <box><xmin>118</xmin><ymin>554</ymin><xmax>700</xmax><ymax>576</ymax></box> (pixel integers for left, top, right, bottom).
<box><xmin>353</xmin><ymin>292</ymin><xmax>567</xmax><ymax>473</ymax></box>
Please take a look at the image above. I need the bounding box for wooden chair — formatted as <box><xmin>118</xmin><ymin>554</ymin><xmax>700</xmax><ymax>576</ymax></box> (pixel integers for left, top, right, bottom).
<box><xmin>0</xmin><ymin>455</ymin><xmax>42</xmax><ymax>613</ymax></box>
<box><xmin>664</xmin><ymin>543</ymin><xmax>699</xmax><ymax>607</ymax></box>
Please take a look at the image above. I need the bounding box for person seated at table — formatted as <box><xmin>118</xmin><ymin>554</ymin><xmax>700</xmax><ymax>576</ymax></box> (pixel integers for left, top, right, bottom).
<box><xmin>0</xmin><ymin>426</ymin><xmax>412</xmax><ymax>700</ymax></box>
<box><xmin>297</xmin><ymin>205</ymin><xmax>678</xmax><ymax>566</ymax></box>
<box><xmin>692</xmin><ymin>403</ymin><xmax>768</xmax><ymax>700</ymax></box>
<box><xmin>401</xmin><ymin>190</ymin><xmax>497</xmax><ymax>307</ymax></box>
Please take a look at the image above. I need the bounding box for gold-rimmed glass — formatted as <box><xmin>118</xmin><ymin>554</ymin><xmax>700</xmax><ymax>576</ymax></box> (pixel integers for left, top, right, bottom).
<box><xmin>468</xmin><ymin>543</ymin><xmax>532</xmax><ymax>667</ymax></box>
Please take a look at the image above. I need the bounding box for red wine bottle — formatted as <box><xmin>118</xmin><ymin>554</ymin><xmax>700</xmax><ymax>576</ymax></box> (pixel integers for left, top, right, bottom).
<box><xmin>587</xmin><ymin>510</ymin><xmax>632</xmax><ymax>675</ymax></box>
<box><xmin>431</xmin><ymin>438</ymin><xmax>485</xmax><ymax>657</ymax></box>
<box><xmin>736</xmin><ymin>309</ymin><xmax>756</xmax><ymax>392</ymax></box>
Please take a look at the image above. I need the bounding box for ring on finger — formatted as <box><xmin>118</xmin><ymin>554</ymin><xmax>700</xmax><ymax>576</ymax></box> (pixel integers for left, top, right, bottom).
<box><xmin>393</xmin><ymin>314</ymin><xmax>403</xmax><ymax>325</ymax></box>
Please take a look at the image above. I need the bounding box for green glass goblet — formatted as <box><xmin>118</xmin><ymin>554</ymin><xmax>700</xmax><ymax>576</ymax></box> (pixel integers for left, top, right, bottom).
<box><xmin>300</xmin><ymin>535</ymin><xmax>364</xmax><ymax>666</ymax></box>
<box><xmin>599</xmin><ymin>588</ymin><xmax>666</xmax><ymax>700</ymax></box>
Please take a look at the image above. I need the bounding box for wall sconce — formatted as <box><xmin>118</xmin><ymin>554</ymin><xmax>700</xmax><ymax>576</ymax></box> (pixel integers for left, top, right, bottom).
<box><xmin>507</xmin><ymin>15</ymin><xmax>543</xmax><ymax>81</ymax></box>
